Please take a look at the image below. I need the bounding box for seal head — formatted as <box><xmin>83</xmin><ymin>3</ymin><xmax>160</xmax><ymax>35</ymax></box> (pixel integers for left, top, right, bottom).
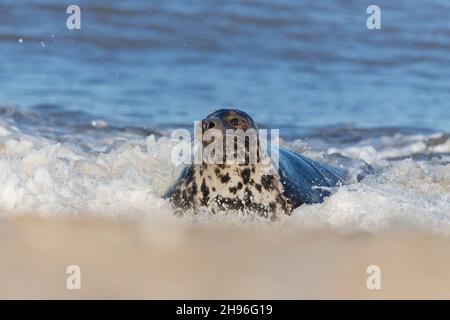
<box><xmin>202</xmin><ymin>109</ymin><xmax>258</xmax><ymax>133</ymax></box>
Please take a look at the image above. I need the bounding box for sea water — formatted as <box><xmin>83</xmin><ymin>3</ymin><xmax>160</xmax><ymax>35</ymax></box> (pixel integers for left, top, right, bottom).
<box><xmin>0</xmin><ymin>0</ymin><xmax>449</xmax><ymax>234</ymax></box>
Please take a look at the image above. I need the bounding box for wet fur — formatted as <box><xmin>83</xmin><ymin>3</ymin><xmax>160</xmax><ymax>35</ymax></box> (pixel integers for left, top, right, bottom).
<box><xmin>164</xmin><ymin>163</ymin><xmax>293</xmax><ymax>218</ymax></box>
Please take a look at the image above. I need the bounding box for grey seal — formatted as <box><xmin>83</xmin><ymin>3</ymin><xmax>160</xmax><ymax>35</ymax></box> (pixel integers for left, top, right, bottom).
<box><xmin>163</xmin><ymin>109</ymin><xmax>346</xmax><ymax>217</ymax></box>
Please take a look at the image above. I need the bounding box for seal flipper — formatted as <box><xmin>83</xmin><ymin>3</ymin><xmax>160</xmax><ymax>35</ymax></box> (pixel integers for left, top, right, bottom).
<box><xmin>278</xmin><ymin>147</ymin><xmax>346</xmax><ymax>208</ymax></box>
<box><xmin>163</xmin><ymin>165</ymin><xmax>197</xmax><ymax>209</ymax></box>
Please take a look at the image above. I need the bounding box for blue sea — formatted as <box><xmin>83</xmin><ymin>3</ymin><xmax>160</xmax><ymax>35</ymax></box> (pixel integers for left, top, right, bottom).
<box><xmin>2</xmin><ymin>0</ymin><xmax>450</xmax><ymax>132</ymax></box>
<box><xmin>0</xmin><ymin>0</ymin><xmax>449</xmax><ymax>233</ymax></box>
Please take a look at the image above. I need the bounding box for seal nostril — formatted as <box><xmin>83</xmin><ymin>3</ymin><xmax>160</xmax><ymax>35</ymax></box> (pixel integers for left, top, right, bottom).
<box><xmin>207</xmin><ymin>122</ymin><xmax>215</xmax><ymax>129</ymax></box>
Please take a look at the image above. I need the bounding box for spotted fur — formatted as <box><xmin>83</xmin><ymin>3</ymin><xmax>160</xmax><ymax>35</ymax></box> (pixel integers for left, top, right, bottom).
<box><xmin>164</xmin><ymin>163</ymin><xmax>293</xmax><ymax>218</ymax></box>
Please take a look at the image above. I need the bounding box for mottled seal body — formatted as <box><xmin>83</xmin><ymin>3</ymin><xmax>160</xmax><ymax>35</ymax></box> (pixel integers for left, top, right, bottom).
<box><xmin>163</xmin><ymin>109</ymin><xmax>346</xmax><ymax>216</ymax></box>
<box><xmin>164</xmin><ymin>162</ymin><xmax>292</xmax><ymax>216</ymax></box>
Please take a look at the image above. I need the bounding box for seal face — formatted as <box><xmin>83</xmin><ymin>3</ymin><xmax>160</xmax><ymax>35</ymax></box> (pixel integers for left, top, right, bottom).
<box><xmin>163</xmin><ymin>108</ymin><xmax>346</xmax><ymax>217</ymax></box>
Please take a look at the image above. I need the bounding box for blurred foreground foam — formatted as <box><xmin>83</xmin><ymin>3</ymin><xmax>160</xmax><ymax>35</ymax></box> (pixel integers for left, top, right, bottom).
<box><xmin>2</xmin><ymin>215</ymin><xmax>450</xmax><ymax>299</ymax></box>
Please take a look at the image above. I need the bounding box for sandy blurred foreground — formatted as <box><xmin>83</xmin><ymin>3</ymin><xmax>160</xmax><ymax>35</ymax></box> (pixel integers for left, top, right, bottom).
<box><xmin>1</xmin><ymin>215</ymin><xmax>450</xmax><ymax>299</ymax></box>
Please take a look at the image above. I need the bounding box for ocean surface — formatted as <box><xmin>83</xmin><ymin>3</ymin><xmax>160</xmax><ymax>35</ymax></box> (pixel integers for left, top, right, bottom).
<box><xmin>0</xmin><ymin>0</ymin><xmax>449</xmax><ymax>234</ymax></box>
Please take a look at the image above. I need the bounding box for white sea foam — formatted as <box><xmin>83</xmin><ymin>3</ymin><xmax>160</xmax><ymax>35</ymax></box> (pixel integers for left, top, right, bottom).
<box><xmin>0</xmin><ymin>121</ymin><xmax>449</xmax><ymax>235</ymax></box>
<box><xmin>287</xmin><ymin>132</ymin><xmax>450</xmax><ymax>234</ymax></box>
<box><xmin>0</xmin><ymin>122</ymin><xmax>179</xmax><ymax>217</ymax></box>
<box><xmin>289</xmin><ymin>159</ymin><xmax>450</xmax><ymax>234</ymax></box>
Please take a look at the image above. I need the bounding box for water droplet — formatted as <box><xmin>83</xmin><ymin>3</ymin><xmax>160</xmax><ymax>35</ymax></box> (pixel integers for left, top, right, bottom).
<box><xmin>91</xmin><ymin>120</ymin><xmax>108</xmax><ymax>128</ymax></box>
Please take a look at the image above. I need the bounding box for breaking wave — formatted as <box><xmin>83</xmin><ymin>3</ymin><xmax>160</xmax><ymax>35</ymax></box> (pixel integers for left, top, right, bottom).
<box><xmin>0</xmin><ymin>109</ymin><xmax>449</xmax><ymax>235</ymax></box>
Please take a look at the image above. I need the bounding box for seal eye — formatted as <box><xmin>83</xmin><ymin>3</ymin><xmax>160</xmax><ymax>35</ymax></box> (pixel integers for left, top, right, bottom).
<box><xmin>207</xmin><ymin>121</ymin><xmax>215</xmax><ymax>129</ymax></box>
<box><xmin>230</xmin><ymin>118</ymin><xmax>240</xmax><ymax>127</ymax></box>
